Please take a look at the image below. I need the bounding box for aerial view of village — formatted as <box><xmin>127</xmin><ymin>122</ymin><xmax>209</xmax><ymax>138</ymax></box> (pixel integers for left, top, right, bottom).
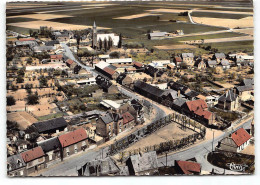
<box><xmin>6</xmin><ymin>0</ymin><xmax>255</xmax><ymax>177</ymax></box>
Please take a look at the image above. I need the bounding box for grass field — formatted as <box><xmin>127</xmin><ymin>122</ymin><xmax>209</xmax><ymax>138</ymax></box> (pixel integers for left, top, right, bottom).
<box><xmin>201</xmin><ymin>40</ymin><xmax>254</xmax><ymax>53</ymax></box>
<box><xmin>191</xmin><ymin>12</ymin><xmax>252</xmax><ymax>19</ymax></box>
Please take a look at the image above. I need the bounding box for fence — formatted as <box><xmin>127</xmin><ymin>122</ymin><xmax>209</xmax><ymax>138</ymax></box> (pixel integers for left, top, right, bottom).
<box><xmin>108</xmin><ymin>111</ymin><xmax>206</xmax><ymax>156</ymax></box>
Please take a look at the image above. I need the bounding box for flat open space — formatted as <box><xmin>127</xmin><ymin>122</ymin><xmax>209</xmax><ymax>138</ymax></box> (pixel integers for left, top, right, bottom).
<box><xmin>7</xmin><ymin>111</ymin><xmax>38</xmax><ymax>130</ymax></box>
<box><xmin>154</xmin><ymin>44</ymin><xmax>197</xmax><ymax>50</ymax></box>
<box><xmin>124</xmin><ymin>122</ymin><xmax>195</xmax><ymax>152</ymax></box>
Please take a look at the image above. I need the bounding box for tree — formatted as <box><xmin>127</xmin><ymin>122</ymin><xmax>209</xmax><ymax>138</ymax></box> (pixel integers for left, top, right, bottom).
<box><xmin>7</xmin><ymin>96</ymin><xmax>16</xmax><ymax>106</ymax></box>
<box><xmin>109</xmin><ymin>51</ymin><xmax>120</xmax><ymax>59</ymax></box>
<box><xmin>99</xmin><ymin>38</ymin><xmax>103</xmax><ymax>50</ymax></box>
<box><xmin>16</xmin><ymin>76</ymin><xmax>24</xmax><ymax>83</ymax></box>
<box><xmin>29</xmin><ymin>29</ymin><xmax>33</xmax><ymax>37</ymax></box>
<box><xmin>26</xmin><ymin>57</ymin><xmax>33</xmax><ymax>65</ymax></box>
<box><xmin>104</xmin><ymin>38</ymin><xmax>108</xmax><ymax>52</ymax></box>
<box><xmin>39</xmin><ymin>76</ymin><xmax>47</xmax><ymax>87</ymax></box>
<box><xmin>118</xmin><ymin>33</ymin><xmax>122</xmax><ymax>48</ymax></box>
<box><xmin>27</xmin><ymin>92</ymin><xmax>39</xmax><ymax>105</ymax></box>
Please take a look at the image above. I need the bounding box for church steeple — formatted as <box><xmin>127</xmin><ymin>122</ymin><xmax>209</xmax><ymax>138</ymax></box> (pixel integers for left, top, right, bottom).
<box><xmin>92</xmin><ymin>21</ymin><xmax>97</xmax><ymax>48</ymax></box>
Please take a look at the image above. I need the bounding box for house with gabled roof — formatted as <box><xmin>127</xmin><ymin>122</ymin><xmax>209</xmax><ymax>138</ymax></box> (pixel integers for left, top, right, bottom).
<box><xmin>207</xmin><ymin>60</ymin><xmax>217</xmax><ymax>68</ymax></box>
<box><xmin>175</xmin><ymin>160</ymin><xmax>201</xmax><ymax>175</ymax></box>
<box><xmin>96</xmin><ymin>113</ymin><xmax>115</xmax><ymax>139</ymax></box>
<box><xmin>183</xmin><ymin>99</ymin><xmax>215</xmax><ymax>125</ymax></box>
<box><xmin>78</xmin><ymin>157</ymin><xmax>120</xmax><ymax>176</ymax></box>
<box><xmin>126</xmin><ymin>151</ymin><xmax>159</xmax><ymax>176</ymax></box>
<box><xmin>213</xmin><ymin>53</ymin><xmax>226</xmax><ymax>64</ymax></box>
<box><xmin>218</xmin><ymin>89</ymin><xmax>240</xmax><ymax>111</ymax></box>
<box><xmin>50</xmin><ymin>54</ymin><xmax>63</xmax><ymax>63</ymax></box>
<box><xmin>58</xmin><ymin>128</ymin><xmax>88</xmax><ymax>158</ymax></box>
<box><xmin>219</xmin><ymin>128</ymin><xmax>251</xmax><ymax>152</ymax></box>
<box><xmin>7</xmin><ymin>153</ymin><xmax>26</xmax><ymax>176</ymax></box>
<box><xmin>181</xmin><ymin>53</ymin><xmax>194</xmax><ymax>67</ymax></box>
<box><xmin>32</xmin><ymin>117</ymin><xmax>68</xmax><ymax>134</ymax></box>
<box><xmin>220</xmin><ymin>59</ymin><xmax>230</xmax><ymax>69</ymax></box>
<box><xmin>37</xmin><ymin>137</ymin><xmax>61</xmax><ymax>163</ymax></box>
<box><xmin>20</xmin><ymin>146</ymin><xmax>45</xmax><ymax>175</ymax></box>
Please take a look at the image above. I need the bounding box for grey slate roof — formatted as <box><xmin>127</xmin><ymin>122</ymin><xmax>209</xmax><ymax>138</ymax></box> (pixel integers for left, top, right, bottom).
<box><xmin>150</xmin><ymin>32</ymin><xmax>167</xmax><ymax>37</ymax></box>
<box><xmin>182</xmin><ymin>53</ymin><xmax>194</xmax><ymax>58</ymax></box>
<box><xmin>33</xmin><ymin>117</ymin><xmax>67</xmax><ymax>133</ymax></box>
<box><xmin>215</xmin><ymin>53</ymin><xmax>225</xmax><ymax>59</ymax></box>
<box><xmin>45</xmin><ymin>40</ymin><xmax>60</xmax><ymax>46</ymax></box>
<box><xmin>33</xmin><ymin>46</ymin><xmax>55</xmax><ymax>51</ymax></box>
<box><xmin>207</xmin><ymin>60</ymin><xmax>217</xmax><ymax>66</ymax></box>
<box><xmin>7</xmin><ymin>154</ymin><xmax>26</xmax><ymax>172</ymax></box>
<box><xmin>100</xmin><ymin>113</ymin><xmax>114</xmax><ymax>124</ymax></box>
<box><xmin>235</xmin><ymin>85</ymin><xmax>254</xmax><ymax>92</ymax></box>
<box><xmin>173</xmin><ymin>98</ymin><xmax>187</xmax><ymax>107</ymax></box>
<box><xmin>221</xmin><ymin>59</ymin><xmax>230</xmax><ymax>66</ymax></box>
<box><xmin>185</xmin><ymin>90</ymin><xmax>199</xmax><ymax>98</ymax></box>
<box><xmin>78</xmin><ymin>157</ymin><xmax>120</xmax><ymax>176</ymax></box>
<box><xmin>127</xmin><ymin>151</ymin><xmax>158</xmax><ymax>174</ymax></box>
<box><xmin>134</xmin><ymin>81</ymin><xmax>165</xmax><ymax>98</ymax></box>
<box><xmin>38</xmin><ymin>137</ymin><xmax>60</xmax><ymax>153</ymax></box>
<box><xmin>242</xmin><ymin>78</ymin><xmax>254</xmax><ymax>86</ymax></box>
<box><xmin>218</xmin><ymin>90</ymin><xmax>238</xmax><ymax>102</ymax></box>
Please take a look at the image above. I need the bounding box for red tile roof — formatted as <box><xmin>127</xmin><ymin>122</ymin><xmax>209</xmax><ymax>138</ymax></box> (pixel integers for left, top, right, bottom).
<box><xmin>58</xmin><ymin>128</ymin><xmax>87</xmax><ymax>148</ymax></box>
<box><xmin>175</xmin><ymin>56</ymin><xmax>182</xmax><ymax>63</ymax></box>
<box><xmin>20</xmin><ymin>146</ymin><xmax>44</xmax><ymax>163</ymax></box>
<box><xmin>122</xmin><ymin>112</ymin><xmax>134</xmax><ymax>125</ymax></box>
<box><xmin>186</xmin><ymin>99</ymin><xmax>208</xmax><ymax>112</ymax></box>
<box><xmin>133</xmin><ymin>61</ymin><xmax>143</xmax><ymax>68</ymax></box>
<box><xmin>19</xmin><ymin>38</ymin><xmax>35</xmax><ymax>41</ymax></box>
<box><xmin>66</xmin><ymin>59</ymin><xmax>74</xmax><ymax>65</ymax></box>
<box><xmin>186</xmin><ymin>99</ymin><xmax>213</xmax><ymax>120</ymax></box>
<box><xmin>231</xmin><ymin>128</ymin><xmax>251</xmax><ymax>147</ymax></box>
<box><xmin>176</xmin><ymin>160</ymin><xmax>201</xmax><ymax>175</ymax></box>
<box><xmin>103</xmin><ymin>67</ymin><xmax>116</xmax><ymax>75</ymax></box>
<box><xmin>51</xmin><ymin>54</ymin><xmax>63</xmax><ymax>60</ymax></box>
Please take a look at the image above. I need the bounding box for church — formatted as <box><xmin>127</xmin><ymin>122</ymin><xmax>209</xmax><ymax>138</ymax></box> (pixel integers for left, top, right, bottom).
<box><xmin>92</xmin><ymin>21</ymin><xmax>120</xmax><ymax>48</ymax></box>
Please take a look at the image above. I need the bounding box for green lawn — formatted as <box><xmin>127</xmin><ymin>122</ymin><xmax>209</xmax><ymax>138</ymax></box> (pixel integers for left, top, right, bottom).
<box><xmin>37</xmin><ymin>112</ymin><xmax>65</xmax><ymax>121</ymax></box>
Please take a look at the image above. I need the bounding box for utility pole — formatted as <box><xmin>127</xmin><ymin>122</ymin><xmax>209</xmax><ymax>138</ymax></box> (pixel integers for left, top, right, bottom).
<box><xmin>212</xmin><ymin>131</ymin><xmax>215</xmax><ymax>152</ymax></box>
<box><xmin>166</xmin><ymin>152</ymin><xmax>168</xmax><ymax>167</ymax></box>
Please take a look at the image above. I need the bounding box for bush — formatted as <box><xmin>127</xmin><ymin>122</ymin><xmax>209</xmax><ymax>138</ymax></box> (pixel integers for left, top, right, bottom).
<box><xmin>27</xmin><ymin>92</ymin><xmax>39</xmax><ymax>105</ymax></box>
<box><xmin>7</xmin><ymin>96</ymin><xmax>16</xmax><ymax>106</ymax></box>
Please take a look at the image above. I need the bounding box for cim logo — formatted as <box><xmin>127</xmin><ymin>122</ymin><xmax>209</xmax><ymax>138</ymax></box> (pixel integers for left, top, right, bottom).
<box><xmin>226</xmin><ymin>162</ymin><xmax>248</xmax><ymax>172</ymax></box>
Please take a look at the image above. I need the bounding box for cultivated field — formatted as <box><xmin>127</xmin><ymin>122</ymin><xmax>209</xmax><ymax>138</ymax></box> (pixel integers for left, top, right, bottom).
<box><xmin>7</xmin><ymin>112</ymin><xmax>38</xmax><ymax>130</ymax></box>
<box><xmin>154</xmin><ymin>44</ymin><xmax>197</xmax><ymax>50</ymax></box>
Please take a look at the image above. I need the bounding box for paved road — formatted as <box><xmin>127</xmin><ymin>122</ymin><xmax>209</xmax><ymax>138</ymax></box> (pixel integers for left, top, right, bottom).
<box><xmin>157</xmin><ymin>118</ymin><xmax>253</xmax><ymax>174</ymax></box>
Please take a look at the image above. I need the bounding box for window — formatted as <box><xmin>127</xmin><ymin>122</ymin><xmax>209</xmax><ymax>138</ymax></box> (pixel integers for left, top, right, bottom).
<box><xmin>74</xmin><ymin>144</ymin><xmax>78</xmax><ymax>153</ymax></box>
<box><xmin>20</xmin><ymin>170</ymin><xmax>23</xmax><ymax>176</ymax></box>
<box><xmin>66</xmin><ymin>148</ymin><xmax>70</xmax><ymax>156</ymax></box>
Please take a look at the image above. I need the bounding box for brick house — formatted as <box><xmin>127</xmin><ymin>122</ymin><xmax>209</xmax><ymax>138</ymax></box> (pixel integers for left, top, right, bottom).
<box><xmin>58</xmin><ymin>128</ymin><xmax>88</xmax><ymax>159</ymax></box>
<box><xmin>181</xmin><ymin>53</ymin><xmax>194</xmax><ymax>67</ymax></box>
<box><xmin>20</xmin><ymin>146</ymin><xmax>45</xmax><ymax>175</ymax></box>
<box><xmin>115</xmin><ymin>112</ymin><xmax>135</xmax><ymax>135</ymax></box>
<box><xmin>38</xmin><ymin>137</ymin><xmax>61</xmax><ymax>164</ymax></box>
<box><xmin>96</xmin><ymin>113</ymin><xmax>116</xmax><ymax>139</ymax></box>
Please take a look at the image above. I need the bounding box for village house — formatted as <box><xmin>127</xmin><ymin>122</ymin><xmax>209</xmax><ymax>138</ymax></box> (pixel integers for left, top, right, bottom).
<box><xmin>126</xmin><ymin>151</ymin><xmax>159</xmax><ymax>176</ymax></box>
<box><xmin>194</xmin><ymin>59</ymin><xmax>206</xmax><ymax>70</ymax></box>
<box><xmin>134</xmin><ymin>81</ymin><xmax>165</xmax><ymax>103</ymax></box>
<box><xmin>77</xmin><ymin>157</ymin><xmax>120</xmax><ymax>176</ymax></box>
<box><xmin>95</xmin><ymin>61</ymin><xmax>119</xmax><ymax>79</ymax></box>
<box><xmin>7</xmin><ymin>154</ymin><xmax>26</xmax><ymax>176</ymax></box>
<box><xmin>213</xmin><ymin>53</ymin><xmax>226</xmax><ymax>64</ymax></box>
<box><xmin>58</xmin><ymin>128</ymin><xmax>88</xmax><ymax>158</ymax></box>
<box><xmin>234</xmin><ymin>85</ymin><xmax>254</xmax><ymax>101</ymax></box>
<box><xmin>181</xmin><ymin>53</ymin><xmax>194</xmax><ymax>67</ymax></box>
<box><xmin>145</xmin><ymin>65</ymin><xmax>164</xmax><ymax>78</ymax></box>
<box><xmin>106</xmin><ymin>58</ymin><xmax>132</xmax><ymax>68</ymax></box>
<box><xmin>182</xmin><ymin>99</ymin><xmax>215</xmax><ymax>125</ymax></box>
<box><xmin>149</xmin><ymin>31</ymin><xmax>169</xmax><ymax>40</ymax></box>
<box><xmin>50</xmin><ymin>54</ymin><xmax>63</xmax><ymax>63</ymax></box>
<box><xmin>150</xmin><ymin>60</ymin><xmax>171</xmax><ymax>69</ymax></box>
<box><xmin>174</xmin><ymin>160</ymin><xmax>201</xmax><ymax>175</ymax></box>
<box><xmin>65</xmin><ymin>59</ymin><xmax>76</xmax><ymax>68</ymax></box>
<box><xmin>96</xmin><ymin>113</ymin><xmax>116</xmax><ymax>139</ymax></box>
<box><xmin>115</xmin><ymin>112</ymin><xmax>135</xmax><ymax>135</ymax></box>
<box><xmin>31</xmin><ymin>117</ymin><xmax>68</xmax><ymax>135</ymax></box>
<box><xmin>218</xmin><ymin>89</ymin><xmax>240</xmax><ymax>111</ymax></box>
<box><xmin>116</xmin><ymin>73</ymin><xmax>133</xmax><ymax>87</ymax></box>
<box><xmin>20</xmin><ymin>146</ymin><xmax>45</xmax><ymax>175</ymax></box>
<box><xmin>173</xmin><ymin>56</ymin><xmax>183</xmax><ymax>68</ymax></box>
<box><xmin>100</xmin><ymin>99</ymin><xmax>121</xmax><ymax>111</ymax></box>
<box><xmin>220</xmin><ymin>59</ymin><xmax>230</xmax><ymax>69</ymax></box>
<box><xmin>171</xmin><ymin>97</ymin><xmax>187</xmax><ymax>112</ymax></box>
<box><xmin>133</xmin><ymin>61</ymin><xmax>144</xmax><ymax>69</ymax></box>
<box><xmin>218</xmin><ymin>128</ymin><xmax>251</xmax><ymax>153</ymax></box>
<box><xmin>37</xmin><ymin>137</ymin><xmax>61</xmax><ymax>164</ymax></box>
<box><xmin>207</xmin><ymin>60</ymin><xmax>217</xmax><ymax>68</ymax></box>
<box><xmin>77</xmin><ymin>77</ymin><xmax>96</xmax><ymax>86</ymax></box>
